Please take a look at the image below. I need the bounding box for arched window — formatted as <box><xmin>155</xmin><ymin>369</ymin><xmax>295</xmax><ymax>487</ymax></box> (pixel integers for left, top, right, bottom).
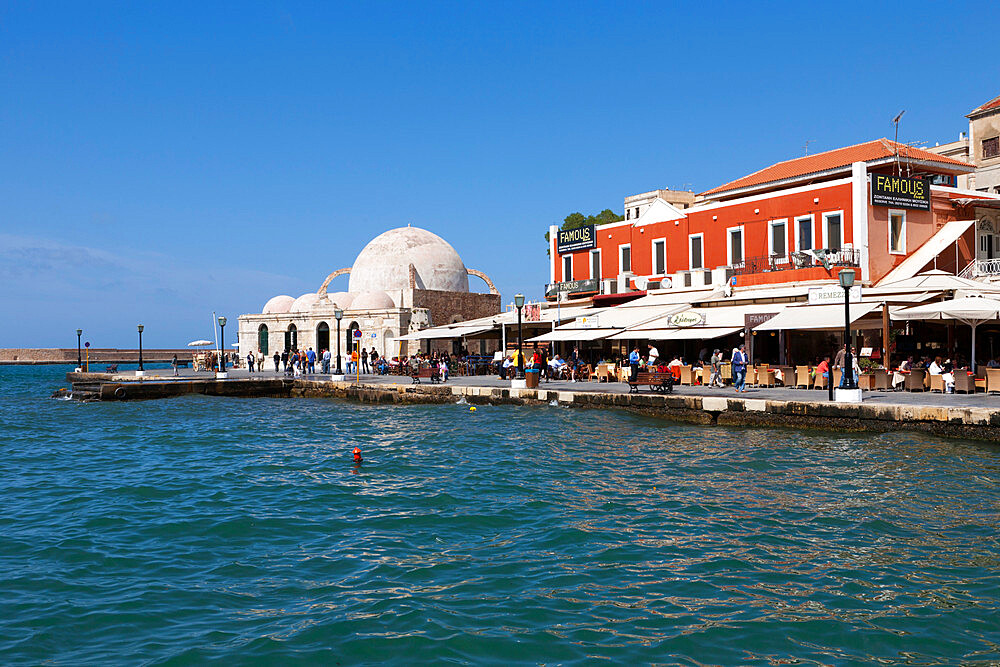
<box><xmin>316</xmin><ymin>322</ymin><xmax>330</xmax><ymax>352</ymax></box>
<box><xmin>258</xmin><ymin>324</ymin><xmax>269</xmax><ymax>355</ymax></box>
<box><xmin>285</xmin><ymin>323</ymin><xmax>297</xmax><ymax>351</ymax></box>
<box><xmin>382</xmin><ymin>329</ymin><xmax>395</xmax><ymax>360</ymax></box>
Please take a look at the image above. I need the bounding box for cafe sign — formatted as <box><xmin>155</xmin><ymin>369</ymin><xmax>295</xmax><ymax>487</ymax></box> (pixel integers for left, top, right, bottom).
<box><xmin>545</xmin><ymin>278</ymin><xmax>599</xmax><ymax>297</ymax></box>
<box><xmin>667</xmin><ymin>311</ymin><xmax>705</xmax><ymax>327</ymax></box>
<box><xmin>871</xmin><ymin>174</ymin><xmax>930</xmax><ymax>211</ymax></box>
<box><xmin>557</xmin><ymin>225</ymin><xmax>596</xmax><ymax>253</ymax></box>
<box><xmin>808</xmin><ymin>285</ymin><xmax>862</xmax><ymax>304</ymax></box>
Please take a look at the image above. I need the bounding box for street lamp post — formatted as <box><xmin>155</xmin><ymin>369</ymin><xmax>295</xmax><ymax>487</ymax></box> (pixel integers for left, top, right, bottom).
<box><xmin>334</xmin><ymin>308</ymin><xmax>344</xmax><ymax>376</ymax></box>
<box><xmin>837</xmin><ymin>269</ymin><xmax>860</xmax><ymax>401</ymax></box>
<box><xmin>514</xmin><ymin>293</ymin><xmax>525</xmax><ymax>380</ymax></box>
<box><xmin>136</xmin><ymin>324</ymin><xmax>145</xmax><ymax>377</ymax></box>
<box><xmin>217</xmin><ymin>316</ymin><xmax>228</xmax><ymax>378</ymax></box>
<box><xmin>76</xmin><ymin>329</ymin><xmax>83</xmax><ymax>369</ymax></box>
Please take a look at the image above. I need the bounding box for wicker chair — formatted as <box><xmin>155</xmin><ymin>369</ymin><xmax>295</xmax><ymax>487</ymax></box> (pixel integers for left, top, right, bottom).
<box><xmin>929</xmin><ymin>373</ymin><xmax>945</xmax><ymax>393</ymax></box>
<box><xmin>954</xmin><ymin>372</ymin><xmax>976</xmax><ymax>394</ymax></box>
<box><xmin>987</xmin><ymin>369</ymin><xmax>1000</xmax><ymax>394</ymax></box>
<box><xmin>795</xmin><ymin>365</ymin><xmax>811</xmax><ymax>388</ymax></box>
<box><xmin>905</xmin><ymin>369</ymin><xmax>927</xmax><ymax>391</ymax></box>
<box><xmin>679</xmin><ymin>365</ymin><xmax>694</xmax><ymax>385</ymax></box>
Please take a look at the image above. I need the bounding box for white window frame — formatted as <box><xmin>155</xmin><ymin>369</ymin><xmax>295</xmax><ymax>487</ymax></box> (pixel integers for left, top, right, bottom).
<box><xmin>562</xmin><ymin>254</ymin><xmax>573</xmax><ymax>281</ymax></box>
<box><xmin>651</xmin><ymin>238</ymin><xmax>667</xmax><ymax>275</ymax></box>
<box><xmin>726</xmin><ymin>226</ymin><xmax>745</xmax><ymax>266</ymax></box>
<box><xmin>688</xmin><ymin>233</ymin><xmax>704</xmax><ymax>270</ymax></box>
<box><xmin>889</xmin><ymin>209</ymin><xmax>906</xmax><ymax>255</ymax></box>
<box><xmin>795</xmin><ymin>214</ymin><xmax>815</xmax><ymax>252</ymax></box>
<box><xmin>589</xmin><ymin>249</ymin><xmax>601</xmax><ymax>280</ymax></box>
<box><xmin>618</xmin><ymin>243</ymin><xmax>632</xmax><ymax>274</ymax></box>
<box><xmin>822</xmin><ymin>210</ymin><xmax>844</xmax><ymax>250</ymax></box>
<box><xmin>768</xmin><ymin>219</ymin><xmax>788</xmax><ymax>263</ymax></box>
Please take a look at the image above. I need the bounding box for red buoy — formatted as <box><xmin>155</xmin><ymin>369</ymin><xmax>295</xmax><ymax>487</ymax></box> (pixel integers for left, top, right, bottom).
<box><xmin>353</xmin><ymin>447</ymin><xmax>362</xmax><ymax>463</ymax></box>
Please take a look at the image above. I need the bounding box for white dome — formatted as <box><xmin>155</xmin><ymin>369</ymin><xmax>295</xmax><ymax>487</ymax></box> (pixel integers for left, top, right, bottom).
<box><xmin>262</xmin><ymin>295</ymin><xmax>295</xmax><ymax>314</ymax></box>
<box><xmin>348</xmin><ymin>226</ymin><xmax>469</xmax><ymax>293</ymax></box>
<box><xmin>328</xmin><ymin>291</ymin><xmax>355</xmax><ymax>310</ymax></box>
<box><xmin>349</xmin><ymin>290</ymin><xmax>396</xmax><ymax>311</ymax></box>
<box><xmin>291</xmin><ymin>292</ymin><xmax>320</xmax><ymax>312</ymax></box>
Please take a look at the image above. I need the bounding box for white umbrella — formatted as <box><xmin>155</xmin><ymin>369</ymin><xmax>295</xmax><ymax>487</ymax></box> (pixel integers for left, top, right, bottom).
<box><xmin>894</xmin><ymin>295</ymin><xmax>1000</xmax><ymax>372</ymax></box>
<box><xmin>876</xmin><ymin>269</ymin><xmax>1000</xmax><ymax>293</ymax></box>
<box><xmin>187</xmin><ymin>339</ymin><xmax>213</xmax><ymax>347</ymax></box>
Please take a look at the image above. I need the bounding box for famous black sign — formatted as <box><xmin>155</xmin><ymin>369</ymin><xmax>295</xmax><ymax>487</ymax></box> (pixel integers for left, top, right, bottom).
<box><xmin>557</xmin><ymin>225</ymin><xmax>596</xmax><ymax>253</ymax></box>
<box><xmin>871</xmin><ymin>174</ymin><xmax>930</xmax><ymax>211</ymax></box>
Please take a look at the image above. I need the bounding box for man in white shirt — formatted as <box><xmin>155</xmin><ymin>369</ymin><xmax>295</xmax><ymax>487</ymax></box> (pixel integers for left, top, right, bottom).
<box><xmin>647</xmin><ymin>344</ymin><xmax>659</xmax><ymax>368</ymax></box>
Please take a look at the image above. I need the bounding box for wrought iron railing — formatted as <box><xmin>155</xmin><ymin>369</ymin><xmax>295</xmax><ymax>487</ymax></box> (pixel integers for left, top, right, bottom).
<box><xmin>729</xmin><ymin>248</ymin><xmax>861</xmax><ymax>276</ymax></box>
<box><xmin>959</xmin><ymin>258</ymin><xmax>1000</xmax><ymax>279</ymax></box>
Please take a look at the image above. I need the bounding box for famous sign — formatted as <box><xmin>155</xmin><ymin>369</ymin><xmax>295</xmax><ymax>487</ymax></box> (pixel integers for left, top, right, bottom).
<box><xmin>871</xmin><ymin>174</ymin><xmax>930</xmax><ymax>211</ymax></box>
<box><xmin>557</xmin><ymin>225</ymin><xmax>596</xmax><ymax>253</ymax></box>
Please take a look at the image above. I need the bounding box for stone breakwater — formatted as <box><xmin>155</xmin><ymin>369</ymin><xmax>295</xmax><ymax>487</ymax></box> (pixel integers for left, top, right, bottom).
<box><xmin>3</xmin><ymin>348</ymin><xmax>193</xmax><ymax>365</ymax></box>
<box><xmin>62</xmin><ymin>373</ymin><xmax>1000</xmax><ymax>443</ymax></box>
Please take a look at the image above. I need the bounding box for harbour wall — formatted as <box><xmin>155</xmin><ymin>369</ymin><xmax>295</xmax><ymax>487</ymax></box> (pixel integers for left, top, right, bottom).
<box><xmin>4</xmin><ymin>348</ymin><xmax>194</xmax><ymax>365</ymax></box>
<box><xmin>63</xmin><ymin>373</ymin><xmax>1000</xmax><ymax>443</ymax></box>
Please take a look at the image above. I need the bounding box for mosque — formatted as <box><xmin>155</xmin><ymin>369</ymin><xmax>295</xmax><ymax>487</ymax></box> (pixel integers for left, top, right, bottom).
<box><xmin>237</xmin><ymin>226</ymin><xmax>501</xmax><ymax>360</ymax></box>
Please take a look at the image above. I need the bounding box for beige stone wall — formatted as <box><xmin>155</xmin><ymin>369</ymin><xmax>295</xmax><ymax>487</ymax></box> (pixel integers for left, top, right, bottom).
<box><xmin>0</xmin><ymin>348</ymin><xmax>193</xmax><ymax>364</ymax></box>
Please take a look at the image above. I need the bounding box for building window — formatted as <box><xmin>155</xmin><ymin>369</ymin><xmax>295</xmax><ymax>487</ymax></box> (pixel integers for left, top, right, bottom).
<box><xmin>689</xmin><ymin>234</ymin><xmax>703</xmax><ymax>270</ymax></box>
<box><xmin>727</xmin><ymin>227</ymin><xmax>743</xmax><ymax>266</ymax></box>
<box><xmin>590</xmin><ymin>249</ymin><xmax>601</xmax><ymax>280</ymax></box>
<box><xmin>634</xmin><ymin>207</ymin><xmax>640</xmax><ymax>219</ymax></box>
<box><xmin>889</xmin><ymin>210</ymin><xmax>906</xmax><ymax>254</ymax></box>
<box><xmin>769</xmin><ymin>219</ymin><xmax>787</xmax><ymax>259</ymax></box>
<box><xmin>562</xmin><ymin>254</ymin><xmax>572</xmax><ymax>281</ymax></box>
<box><xmin>796</xmin><ymin>215</ymin><xmax>813</xmax><ymax>251</ymax></box>
<box><xmin>823</xmin><ymin>212</ymin><xmax>843</xmax><ymax>251</ymax></box>
<box><xmin>619</xmin><ymin>244</ymin><xmax>632</xmax><ymax>273</ymax></box>
<box><xmin>625</xmin><ymin>209</ymin><xmax>630</xmax><ymax>220</ymax></box>
<box><xmin>984</xmin><ymin>136</ymin><xmax>1000</xmax><ymax>159</ymax></box>
<box><xmin>652</xmin><ymin>239</ymin><xmax>666</xmax><ymax>274</ymax></box>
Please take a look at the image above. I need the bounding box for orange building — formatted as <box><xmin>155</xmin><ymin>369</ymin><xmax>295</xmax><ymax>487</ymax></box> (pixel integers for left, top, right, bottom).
<box><xmin>548</xmin><ymin>140</ymin><xmax>1000</xmax><ymax>299</ymax></box>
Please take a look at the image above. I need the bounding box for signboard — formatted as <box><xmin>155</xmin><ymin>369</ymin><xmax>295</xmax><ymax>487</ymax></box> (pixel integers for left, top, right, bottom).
<box><xmin>545</xmin><ymin>278</ymin><xmax>599</xmax><ymax>298</ymax></box>
<box><xmin>370</xmin><ymin>332</ymin><xmax>377</xmax><ymax>339</ymax></box>
<box><xmin>667</xmin><ymin>311</ymin><xmax>706</xmax><ymax>327</ymax></box>
<box><xmin>871</xmin><ymin>174</ymin><xmax>930</xmax><ymax>211</ymax></box>
<box><xmin>808</xmin><ymin>285</ymin><xmax>862</xmax><ymax>304</ymax></box>
<box><xmin>745</xmin><ymin>312</ymin><xmax>778</xmax><ymax>330</ymax></box>
<box><xmin>524</xmin><ymin>304</ymin><xmax>541</xmax><ymax>322</ymax></box>
<box><xmin>557</xmin><ymin>225</ymin><xmax>596</xmax><ymax>253</ymax></box>
<box><xmin>575</xmin><ymin>315</ymin><xmax>600</xmax><ymax>329</ymax></box>
<box><xmin>353</xmin><ymin>329</ymin><xmax>363</xmax><ymax>338</ymax></box>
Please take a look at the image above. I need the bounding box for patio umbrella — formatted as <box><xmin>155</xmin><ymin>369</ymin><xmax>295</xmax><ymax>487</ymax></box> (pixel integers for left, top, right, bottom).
<box><xmin>894</xmin><ymin>295</ymin><xmax>1000</xmax><ymax>372</ymax></box>
<box><xmin>187</xmin><ymin>339</ymin><xmax>213</xmax><ymax>347</ymax></box>
<box><xmin>876</xmin><ymin>269</ymin><xmax>1000</xmax><ymax>293</ymax></box>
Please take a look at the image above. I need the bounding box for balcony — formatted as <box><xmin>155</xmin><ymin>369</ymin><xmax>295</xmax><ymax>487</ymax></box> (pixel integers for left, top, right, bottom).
<box><xmin>729</xmin><ymin>248</ymin><xmax>861</xmax><ymax>277</ymax></box>
<box><xmin>959</xmin><ymin>258</ymin><xmax>1000</xmax><ymax>280</ymax></box>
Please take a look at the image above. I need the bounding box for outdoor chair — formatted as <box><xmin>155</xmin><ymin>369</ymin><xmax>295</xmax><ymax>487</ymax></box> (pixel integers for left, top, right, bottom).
<box><xmin>905</xmin><ymin>369</ymin><xmax>927</xmax><ymax>391</ymax></box>
<box><xmin>832</xmin><ymin>368</ymin><xmax>842</xmax><ymax>387</ymax></box>
<box><xmin>595</xmin><ymin>363</ymin><xmax>611</xmax><ymax>382</ymax></box>
<box><xmin>874</xmin><ymin>370</ymin><xmax>892</xmax><ymax>391</ymax></box>
<box><xmin>581</xmin><ymin>364</ymin><xmax>595</xmax><ymax>381</ymax></box>
<box><xmin>679</xmin><ymin>365</ymin><xmax>693</xmax><ymax>385</ymax></box>
<box><xmin>954</xmin><ymin>372</ymin><xmax>976</xmax><ymax>394</ymax></box>
<box><xmin>721</xmin><ymin>363</ymin><xmax>732</xmax><ymax>384</ymax></box>
<box><xmin>813</xmin><ymin>373</ymin><xmax>828</xmax><ymax>389</ymax></box>
<box><xmin>987</xmin><ymin>369</ymin><xmax>1000</xmax><ymax>394</ymax></box>
<box><xmin>795</xmin><ymin>365</ymin><xmax>810</xmax><ymax>388</ymax></box>
<box><xmin>929</xmin><ymin>374</ymin><xmax>945</xmax><ymax>393</ymax></box>
<box><xmin>756</xmin><ymin>368</ymin><xmax>775</xmax><ymax>387</ymax></box>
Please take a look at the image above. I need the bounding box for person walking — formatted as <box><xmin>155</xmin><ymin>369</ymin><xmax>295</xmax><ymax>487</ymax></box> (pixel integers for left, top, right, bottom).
<box><xmin>322</xmin><ymin>348</ymin><xmax>331</xmax><ymax>374</ymax></box>
<box><xmin>247</xmin><ymin>351</ymin><xmax>255</xmax><ymax>373</ymax></box>
<box><xmin>281</xmin><ymin>350</ymin><xmax>288</xmax><ymax>372</ymax></box>
<box><xmin>732</xmin><ymin>343</ymin><xmax>748</xmax><ymax>392</ymax></box>
<box><xmin>361</xmin><ymin>347</ymin><xmax>370</xmax><ymax>374</ymax></box>
<box><xmin>629</xmin><ymin>346</ymin><xmax>641</xmax><ymax>382</ymax></box>
<box><xmin>171</xmin><ymin>354</ymin><xmax>179</xmax><ymax>377</ymax></box>
<box><xmin>709</xmin><ymin>349</ymin><xmax>723</xmax><ymax>387</ymax></box>
<box><xmin>306</xmin><ymin>347</ymin><xmax>317</xmax><ymax>374</ymax></box>
<box><xmin>273</xmin><ymin>351</ymin><xmax>280</xmax><ymax>373</ymax></box>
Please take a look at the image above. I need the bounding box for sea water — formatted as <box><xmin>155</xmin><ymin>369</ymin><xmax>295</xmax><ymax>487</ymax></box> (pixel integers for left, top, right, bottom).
<box><xmin>2</xmin><ymin>365</ymin><xmax>999</xmax><ymax>664</ymax></box>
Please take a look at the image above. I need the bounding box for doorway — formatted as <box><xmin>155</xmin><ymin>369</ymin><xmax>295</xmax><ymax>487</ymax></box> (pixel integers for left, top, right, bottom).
<box><xmin>316</xmin><ymin>322</ymin><xmax>330</xmax><ymax>352</ymax></box>
<box><xmin>285</xmin><ymin>324</ymin><xmax>297</xmax><ymax>351</ymax></box>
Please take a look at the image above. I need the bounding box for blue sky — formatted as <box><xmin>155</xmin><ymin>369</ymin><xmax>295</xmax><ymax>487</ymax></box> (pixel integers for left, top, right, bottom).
<box><xmin>2</xmin><ymin>1</ymin><xmax>997</xmax><ymax>348</ymax></box>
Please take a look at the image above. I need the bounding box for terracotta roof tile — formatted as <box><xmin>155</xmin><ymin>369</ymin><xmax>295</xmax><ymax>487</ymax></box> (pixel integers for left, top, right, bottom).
<box><xmin>970</xmin><ymin>93</ymin><xmax>1000</xmax><ymax>115</ymax></box>
<box><xmin>701</xmin><ymin>139</ymin><xmax>973</xmax><ymax>197</ymax></box>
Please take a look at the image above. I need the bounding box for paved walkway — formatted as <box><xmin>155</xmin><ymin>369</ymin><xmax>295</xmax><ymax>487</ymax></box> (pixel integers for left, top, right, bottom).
<box><xmin>132</xmin><ymin>367</ymin><xmax>998</xmax><ymax>410</ymax></box>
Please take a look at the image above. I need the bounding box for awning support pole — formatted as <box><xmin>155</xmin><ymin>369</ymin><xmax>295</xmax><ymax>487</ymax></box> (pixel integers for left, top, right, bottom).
<box><xmin>882</xmin><ymin>303</ymin><xmax>890</xmax><ymax>372</ymax></box>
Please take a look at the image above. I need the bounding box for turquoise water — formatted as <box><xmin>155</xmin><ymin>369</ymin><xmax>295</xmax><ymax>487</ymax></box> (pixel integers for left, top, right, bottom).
<box><xmin>2</xmin><ymin>366</ymin><xmax>999</xmax><ymax>665</ymax></box>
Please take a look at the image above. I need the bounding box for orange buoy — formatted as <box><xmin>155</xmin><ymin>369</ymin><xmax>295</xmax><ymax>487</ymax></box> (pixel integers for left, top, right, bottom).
<box><xmin>353</xmin><ymin>447</ymin><xmax>362</xmax><ymax>463</ymax></box>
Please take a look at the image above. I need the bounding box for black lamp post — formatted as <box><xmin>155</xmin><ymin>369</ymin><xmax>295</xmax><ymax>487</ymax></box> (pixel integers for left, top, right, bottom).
<box><xmin>218</xmin><ymin>316</ymin><xmax>227</xmax><ymax>374</ymax></box>
<box><xmin>839</xmin><ymin>269</ymin><xmax>856</xmax><ymax>390</ymax></box>
<box><xmin>334</xmin><ymin>308</ymin><xmax>343</xmax><ymax>375</ymax></box>
<box><xmin>514</xmin><ymin>293</ymin><xmax>525</xmax><ymax>380</ymax></box>
<box><xmin>137</xmin><ymin>324</ymin><xmax>145</xmax><ymax>375</ymax></box>
<box><xmin>76</xmin><ymin>329</ymin><xmax>83</xmax><ymax>368</ymax></box>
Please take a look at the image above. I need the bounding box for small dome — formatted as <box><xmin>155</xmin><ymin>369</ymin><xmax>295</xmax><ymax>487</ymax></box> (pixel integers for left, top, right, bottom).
<box><xmin>349</xmin><ymin>226</ymin><xmax>469</xmax><ymax>293</ymax></box>
<box><xmin>263</xmin><ymin>295</ymin><xmax>295</xmax><ymax>314</ymax></box>
<box><xmin>349</xmin><ymin>290</ymin><xmax>396</xmax><ymax>310</ymax></box>
<box><xmin>328</xmin><ymin>291</ymin><xmax>355</xmax><ymax>310</ymax></box>
<box><xmin>291</xmin><ymin>292</ymin><xmax>320</xmax><ymax>312</ymax></box>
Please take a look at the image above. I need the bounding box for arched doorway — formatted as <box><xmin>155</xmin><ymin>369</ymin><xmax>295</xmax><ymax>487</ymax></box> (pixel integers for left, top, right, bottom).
<box><xmin>382</xmin><ymin>329</ymin><xmax>395</xmax><ymax>360</ymax></box>
<box><xmin>316</xmin><ymin>322</ymin><xmax>330</xmax><ymax>352</ymax></box>
<box><xmin>285</xmin><ymin>323</ymin><xmax>297</xmax><ymax>351</ymax></box>
<box><xmin>258</xmin><ymin>324</ymin><xmax>269</xmax><ymax>355</ymax></box>
<box><xmin>346</xmin><ymin>321</ymin><xmax>359</xmax><ymax>358</ymax></box>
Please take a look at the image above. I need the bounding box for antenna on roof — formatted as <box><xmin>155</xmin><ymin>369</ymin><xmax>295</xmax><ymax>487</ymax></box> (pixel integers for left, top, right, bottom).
<box><xmin>803</xmin><ymin>139</ymin><xmax>814</xmax><ymax>156</ymax></box>
<box><xmin>892</xmin><ymin>110</ymin><xmax>906</xmax><ymax>175</ymax></box>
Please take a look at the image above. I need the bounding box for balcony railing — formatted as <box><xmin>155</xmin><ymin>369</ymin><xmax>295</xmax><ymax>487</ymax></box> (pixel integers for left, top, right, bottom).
<box><xmin>959</xmin><ymin>258</ymin><xmax>1000</xmax><ymax>279</ymax></box>
<box><xmin>729</xmin><ymin>248</ymin><xmax>861</xmax><ymax>276</ymax></box>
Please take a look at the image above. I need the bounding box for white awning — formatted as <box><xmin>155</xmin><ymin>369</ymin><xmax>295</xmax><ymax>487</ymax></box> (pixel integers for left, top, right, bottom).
<box><xmin>526</xmin><ymin>328</ymin><xmax>618</xmax><ymax>342</ymax></box>
<box><xmin>607</xmin><ymin>326</ymin><xmax>741</xmax><ymax>341</ymax></box>
<box><xmin>877</xmin><ymin>219</ymin><xmax>976</xmax><ymax>285</ymax></box>
<box><xmin>397</xmin><ymin>324</ymin><xmax>496</xmax><ymax>341</ymax></box>
<box><xmin>754</xmin><ymin>302</ymin><xmax>881</xmax><ymax>331</ymax></box>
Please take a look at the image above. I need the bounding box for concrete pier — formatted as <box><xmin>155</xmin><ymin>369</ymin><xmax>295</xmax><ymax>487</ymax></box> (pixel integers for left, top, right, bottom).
<box><xmin>62</xmin><ymin>371</ymin><xmax>1000</xmax><ymax>443</ymax></box>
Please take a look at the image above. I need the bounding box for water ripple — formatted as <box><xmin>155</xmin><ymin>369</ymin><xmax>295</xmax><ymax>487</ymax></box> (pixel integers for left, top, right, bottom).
<box><xmin>1</xmin><ymin>366</ymin><xmax>999</xmax><ymax>664</ymax></box>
